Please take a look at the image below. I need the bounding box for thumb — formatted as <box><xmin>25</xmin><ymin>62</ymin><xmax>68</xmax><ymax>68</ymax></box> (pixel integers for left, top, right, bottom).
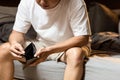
<box><xmin>34</xmin><ymin>47</ymin><xmax>45</xmax><ymax>57</ymax></box>
<box><xmin>34</xmin><ymin>49</ymin><xmax>41</xmax><ymax>58</ymax></box>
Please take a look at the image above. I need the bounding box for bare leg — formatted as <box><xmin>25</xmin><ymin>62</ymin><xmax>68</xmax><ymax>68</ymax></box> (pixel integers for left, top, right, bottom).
<box><xmin>60</xmin><ymin>47</ymin><xmax>86</xmax><ymax>80</ymax></box>
<box><xmin>0</xmin><ymin>43</ymin><xmax>14</xmax><ymax>80</ymax></box>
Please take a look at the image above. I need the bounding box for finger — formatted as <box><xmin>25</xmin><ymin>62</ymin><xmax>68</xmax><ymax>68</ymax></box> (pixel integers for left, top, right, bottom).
<box><xmin>10</xmin><ymin>47</ymin><xmax>22</xmax><ymax>55</ymax></box>
<box><xmin>34</xmin><ymin>47</ymin><xmax>45</xmax><ymax>57</ymax></box>
<box><xmin>34</xmin><ymin>50</ymin><xmax>41</xmax><ymax>58</ymax></box>
<box><xmin>34</xmin><ymin>48</ymin><xmax>42</xmax><ymax>57</ymax></box>
<box><xmin>10</xmin><ymin>51</ymin><xmax>23</xmax><ymax>58</ymax></box>
<box><xmin>11</xmin><ymin>52</ymin><xmax>26</xmax><ymax>62</ymax></box>
<box><xmin>10</xmin><ymin>43</ymin><xmax>25</xmax><ymax>55</ymax></box>
<box><xmin>15</xmin><ymin>44</ymin><xmax>25</xmax><ymax>54</ymax></box>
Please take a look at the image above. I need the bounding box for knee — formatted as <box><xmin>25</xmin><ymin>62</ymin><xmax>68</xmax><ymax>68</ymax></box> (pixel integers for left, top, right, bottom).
<box><xmin>65</xmin><ymin>47</ymin><xmax>84</xmax><ymax>65</ymax></box>
<box><xmin>0</xmin><ymin>43</ymin><xmax>11</xmax><ymax>60</ymax></box>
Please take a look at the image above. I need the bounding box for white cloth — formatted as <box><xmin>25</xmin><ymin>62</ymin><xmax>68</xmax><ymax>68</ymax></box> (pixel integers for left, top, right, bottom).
<box><xmin>85</xmin><ymin>56</ymin><xmax>120</xmax><ymax>80</ymax></box>
<box><xmin>14</xmin><ymin>55</ymin><xmax>120</xmax><ymax>80</ymax></box>
<box><xmin>13</xmin><ymin>0</ymin><xmax>91</xmax><ymax>46</ymax></box>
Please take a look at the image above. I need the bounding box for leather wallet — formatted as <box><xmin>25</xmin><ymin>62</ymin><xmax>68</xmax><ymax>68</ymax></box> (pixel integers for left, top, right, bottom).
<box><xmin>23</xmin><ymin>42</ymin><xmax>39</xmax><ymax>69</ymax></box>
<box><xmin>24</xmin><ymin>42</ymin><xmax>36</xmax><ymax>60</ymax></box>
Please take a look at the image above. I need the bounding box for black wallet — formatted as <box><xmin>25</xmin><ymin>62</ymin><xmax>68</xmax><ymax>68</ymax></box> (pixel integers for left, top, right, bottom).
<box><xmin>23</xmin><ymin>42</ymin><xmax>39</xmax><ymax>68</ymax></box>
<box><xmin>24</xmin><ymin>42</ymin><xmax>36</xmax><ymax>60</ymax></box>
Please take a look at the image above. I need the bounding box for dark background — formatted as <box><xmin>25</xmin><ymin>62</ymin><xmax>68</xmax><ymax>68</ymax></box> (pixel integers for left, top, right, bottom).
<box><xmin>85</xmin><ymin>0</ymin><xmax>120</xmax><ymax>9</ymax></box>
<box><xmin>0</xmin><ymin>0</ymin><xmax>120</xmax><ymax>9</ymax></box>
<box><xmin>0</xmin><ymin>0</ymin><xmax>20</xmax><ymax>7</ymax></box>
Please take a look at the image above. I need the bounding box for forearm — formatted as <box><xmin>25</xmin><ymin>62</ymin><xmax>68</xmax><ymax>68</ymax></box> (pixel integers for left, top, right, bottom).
<box><xmin>9</xmin><ymin>30</ymin><xmax>25</xmax><ymax>45</ymax></box>
<box><xmin>48</xmin><ymin>35</ymin><xmax>89</xmax><ymax>54</ymax></box>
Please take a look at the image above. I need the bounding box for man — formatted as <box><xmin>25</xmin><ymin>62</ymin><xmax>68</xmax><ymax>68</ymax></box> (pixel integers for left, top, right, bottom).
<box><xmin>0</xmin><ymin>0</ymin><xmax>91</xmax><ymax>80</ymax></box>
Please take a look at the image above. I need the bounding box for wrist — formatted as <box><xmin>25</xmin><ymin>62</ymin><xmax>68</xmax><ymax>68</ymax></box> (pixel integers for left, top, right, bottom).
<box><xmin>45</xmin><ymin>46</ymin><xmax>55</xmax><ymax>54</ymax></box>
<box><xmin>10</xmin><ymin>41</ymin><xmax>18</xmax><ymax>45</ymax></box>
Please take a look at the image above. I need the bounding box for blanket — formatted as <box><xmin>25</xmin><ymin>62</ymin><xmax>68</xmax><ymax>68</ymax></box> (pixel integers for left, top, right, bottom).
<box><xmin>91</xmin><ymin>32</ymin><xmax>120</xmax><ymax>53</ymax></box>
<box><xmin>0</xmin><ymin>6</ymin><xmax>37</xmax><ymax>43</ymax></box>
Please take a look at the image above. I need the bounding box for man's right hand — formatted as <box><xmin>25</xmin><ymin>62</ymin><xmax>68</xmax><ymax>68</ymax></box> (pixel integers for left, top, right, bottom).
<box><xmin>10</xmin><ymin>42</ymin><xmax>25</xmax><ymax>59</ymax></box>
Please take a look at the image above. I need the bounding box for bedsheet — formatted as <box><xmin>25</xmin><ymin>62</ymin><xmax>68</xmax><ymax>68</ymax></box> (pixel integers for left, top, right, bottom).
<box><xmin>14</xmin><ymin>55</ymin><xmax>120</xmax><ymax>80</ymax></box>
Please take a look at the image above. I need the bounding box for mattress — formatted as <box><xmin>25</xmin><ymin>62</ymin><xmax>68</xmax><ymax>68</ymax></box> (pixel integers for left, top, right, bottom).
<box><xmin>14</xmin><ymin>55</ymin><xmax>120</xmax><ymax>80</ymax></box>
<box><xmin>14</xmin><ymin>61</ymin><xmax>66</xmax><ymax>80</ymax></box>
<box><xmin>85</xmin><ymin>55</ymin><xmax>120</xmax><ymax>80</ymax></box>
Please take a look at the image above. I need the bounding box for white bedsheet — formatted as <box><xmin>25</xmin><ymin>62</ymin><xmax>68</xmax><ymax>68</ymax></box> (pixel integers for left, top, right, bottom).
<box><xmin>85</xmin><ymin>56</ymin><xmax>120</xmax><ymax>80</ymax></box>
<box><xmin>14</xmin><ymin>55</ymin><xmax>120</xmax><ymax>80</ymax></box>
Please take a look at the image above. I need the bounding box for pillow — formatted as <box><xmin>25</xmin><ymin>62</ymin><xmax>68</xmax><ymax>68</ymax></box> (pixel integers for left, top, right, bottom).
<box><xmin>87</xmin><ymin>2</ymin><xmax>119</xmax><ymax>34</ymax></box>
<box><xmin>0</xmin><ymin>6</ymin><xmax>17</xmax><ymax>23</ymax></box>
<box><xmin>91</xmin><ymin>32</ymin><xmax>120</xmax><ymax>54</ymax></box>
<box><xmin>0</xmin><ymin>6</ymin><xmax>17</xmax><ymax>43</ymax></box>
<box><xmin>0</xmin><ymin>22</ymin><xmax>13</xmax><ymax>43</ymax></box>
<box><xmin>0</xmin><ymin>6</ymin><xmax>37</xmax><ymax>43</ymax></box>
<box><xmin>0</xmin><ymin>22</ymin><xmax>37</xmax><ymax>43</ymax></box>
<box><xmin>0</xmin><ymin>6</ymin><xmax>17</xmax><ymax>16</ymax></box>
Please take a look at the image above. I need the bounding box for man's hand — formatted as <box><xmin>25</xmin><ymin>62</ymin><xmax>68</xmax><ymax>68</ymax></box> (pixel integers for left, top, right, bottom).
<box><xmin>29</xmin><ymin>47</ymin><xmax>52</xmax><ymax>66</ymax></box>
<box><xmin>10</xmin><ymin>42</ymin><xmax>25</xmax><ymax>62</ymax></box>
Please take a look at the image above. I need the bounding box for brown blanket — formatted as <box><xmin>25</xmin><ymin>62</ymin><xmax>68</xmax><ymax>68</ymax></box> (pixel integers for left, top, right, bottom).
<box><xmin>91</xmin><ymin>32</ymin><xmax>120</xmax><ymax>53</ymax></box>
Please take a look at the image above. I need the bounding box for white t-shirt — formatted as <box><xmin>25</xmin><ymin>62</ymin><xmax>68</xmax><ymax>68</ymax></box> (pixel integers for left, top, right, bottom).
<box><xmin>13</xmin><ymin>0</ymin><xmax>91</xmax><ymax>46</ymax></box>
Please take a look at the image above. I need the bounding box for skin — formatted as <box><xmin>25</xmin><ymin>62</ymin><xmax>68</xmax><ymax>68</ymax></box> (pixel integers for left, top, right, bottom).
<box><xmin>0</xmin><ymin>0</ymin><xmax>90</xmax><ymax>80</ymax></box>
<box><xmin>36</xmin><ymin>0</ymin><xmax>61</xmax><ymax>9</ymax></box>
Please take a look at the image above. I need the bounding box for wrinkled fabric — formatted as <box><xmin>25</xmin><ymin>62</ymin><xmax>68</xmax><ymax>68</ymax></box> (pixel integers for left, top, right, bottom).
<box><xmin>0</xmin><ymin>22</ymin><xmax>13</xmax><ymax>43</ymax></box>
<box><xmin>0</xmin><ymin>19</ymin><xmax>37</xmax><ymax>43</ymax></box>
<box><xmin>87</xmin><ymin>2</ymin><xmax>119</xmax><ymax>34</ymax></box>
<box><xmin>91</xmin><ymin>32</ymin><xmax>120</xmax><ymax>53</ymax></box>
<box><xmin>0</xmin><ymin>21</ymin><xmax>37</xmax><ymax>43</ymax></box>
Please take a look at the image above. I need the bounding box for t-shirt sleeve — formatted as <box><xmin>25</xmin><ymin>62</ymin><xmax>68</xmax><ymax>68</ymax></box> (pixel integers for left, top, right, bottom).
<box><xmin>69</xmin><ymin>0</ymin><xmax>91</xmax><ymax>36</ymax></box>
<box><xmin>13</xmin><ymin>0</ymin><xmax>31</xmax><ymax>33</ymax></box>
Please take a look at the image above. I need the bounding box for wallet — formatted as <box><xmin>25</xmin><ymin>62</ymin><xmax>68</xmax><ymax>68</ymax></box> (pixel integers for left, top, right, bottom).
<box><xmin>23</xmin><ymin>42</ymin><xmax>39</xmax><ymax>69</ymax></box>
<box><xmin>24</xmin><ymin>42</ymin><xmax>36</xmax><ymax>60</ymax></box>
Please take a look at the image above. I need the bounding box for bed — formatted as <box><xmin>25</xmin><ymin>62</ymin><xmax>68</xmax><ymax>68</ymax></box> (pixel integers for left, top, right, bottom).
<box><xmin>0</xmin><ymin>0</ymin><xmax>120</xmax><ymax>80</ymax></box>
